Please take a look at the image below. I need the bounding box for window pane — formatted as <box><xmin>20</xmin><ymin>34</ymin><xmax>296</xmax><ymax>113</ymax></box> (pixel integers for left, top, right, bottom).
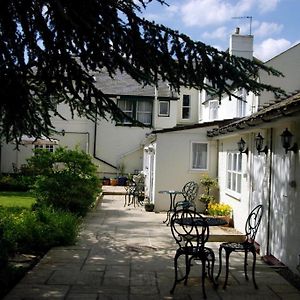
<box><xmin>227</xmin><ymin>172</ymin><xmax>231</xmax><ymax>189</ymax></box>
<box><xmin>232</xmin><ymin>173</ymin><xmax>236</xmax><ymax>191</ymax></box>
<box><xmin>233</xmin><ymin>153</ymin><xmax>237</xmax><ymax>171</ymax></box>
<box><xmin>159</xmin><ymin>101</ymin><xmax>169</xmax><ymax>116</ymax></box>
<box><xmin>183</xmin><ymin>95</ymin><xmax>190</xmax><ymax>106</ymax></box>
<box><xmin>237</xmin><ymin>154</ymin><xmax>242</xmax><ymax>171</ymax></box>
<box><xmin>192</xmin><ymin>143</ymin><xmax>207</xmax><ymax>169</ymax></box>
<box><xmin>237</xmin><ymin>174</ymin><xmax>242</xmax><ymax>193</ymax></box>
<box><xmin>182</xmin><ymin>107</ymin><xmax>190</xmax><ymax>119</ymax></box>
<box><xmin>137</xmin><ymin>101</ymin><xmax>152</xmax><ymax>125</ymax></box>
<box><xmin>228</xmin><ymin>153</ymin><xmax>232</xmax><ymax>171</ymax></box>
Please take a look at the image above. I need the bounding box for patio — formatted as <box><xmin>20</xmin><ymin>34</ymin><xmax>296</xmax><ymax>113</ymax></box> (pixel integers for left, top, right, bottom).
<box><xmin>4</xmin><ymin>188</ymin><xmax>300</xmax><ymax>299</ymax></box>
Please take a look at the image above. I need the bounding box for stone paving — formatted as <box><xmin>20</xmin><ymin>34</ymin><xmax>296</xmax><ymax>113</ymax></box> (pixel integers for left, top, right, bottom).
<box><xmin>4</xmin><ymin>191</ymin><xmax>300</xmax><ymax>299</ymax></box>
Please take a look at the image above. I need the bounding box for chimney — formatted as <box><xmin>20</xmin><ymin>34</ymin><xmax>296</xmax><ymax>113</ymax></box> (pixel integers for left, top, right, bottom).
<box><xmin>229</xmin><ymin>28</ymin><xmax>253</xmax><ymax>60</ymax></box>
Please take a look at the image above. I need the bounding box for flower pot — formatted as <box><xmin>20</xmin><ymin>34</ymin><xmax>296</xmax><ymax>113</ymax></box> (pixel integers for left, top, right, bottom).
<box><xmin>110</xmin><ymin>178</ymin><xmax>118</xmax><ymax>186</ymax></box>
<box><xmin>145</xmin><ymin>203</ymin><xmax>154</xmax><ymax>212</ymax></box>
<box><xmin>212</xmin><ymin>215</ymin><xmax>232</xmax><ymax>227</ymax></box>
<box><xmin>102</xmin><ymin>178</ymin><xmax>110</xmax><ymax>185</ymax></box>
<box><xmin>118</xmin><ymin>176</ymin><xmax>127</xmax><ymax>186</ymax></box>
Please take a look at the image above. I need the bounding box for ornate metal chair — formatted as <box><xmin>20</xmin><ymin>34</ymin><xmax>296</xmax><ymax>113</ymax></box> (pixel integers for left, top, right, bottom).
<box><xmin>174</xmin><ymin>181</ymin><xmax>199</xmax><ymax>210</ymax></box>
<box><xmin>216</xmin><ymin>204</ymin><xmax>264</xmax><ymax>289</ymax></box>
<box><xmin>124</xmin><ymin>174</ymin><xmax>145</xmax><ymax>207</ymax></box>
<box><xmin>170</xmin><ymin>208</ymin><xmax>216</xmax><ymax>299</ymax></box>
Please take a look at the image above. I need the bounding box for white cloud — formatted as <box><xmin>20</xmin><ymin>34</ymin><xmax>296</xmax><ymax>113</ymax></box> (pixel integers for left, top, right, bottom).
<box><xmin>180</xmin><ymin>0</ymin><xmax>256</xmax><ymax>27</ymax></box>
<box><xmin>253</xmin><ymin>22</ymin><xmax>283</xmax><ymax>37</ymax></box>
<box><xmin>254</xmin><ymin>38</ymin><xmax>291</xmax><ymax>61</ymax></box>
<box><xmin>202</xmin><ymin>26</ymin><xmax>228</xmax><ymax>40</ymax></box>
<box><xmin>257</xmin><ymin>0</ymin><xmax>280</xmax><ymax>13</ymax></box>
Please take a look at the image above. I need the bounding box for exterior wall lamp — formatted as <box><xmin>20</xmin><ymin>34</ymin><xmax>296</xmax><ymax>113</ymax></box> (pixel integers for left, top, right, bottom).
<box><xmin>255</xmin><ymin>133</ymin><xmax>268</xmax><ymax>155</ymax></box>
<box><xmin>237</xmin><ymin>138</ymin><xmax>248</xmax><ymax>155</ymax></box>
<box><xmin>280</xmin><ymin>128</ymin><xmax>298</xmax><ymax>154</ymax></box>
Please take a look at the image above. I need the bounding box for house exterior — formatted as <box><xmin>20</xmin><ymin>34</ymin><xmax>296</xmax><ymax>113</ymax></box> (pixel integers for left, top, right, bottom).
<box><xmin>1</xmin><ymin>28</ymin><xmax>300</xmax><ymax>275</ymax></box>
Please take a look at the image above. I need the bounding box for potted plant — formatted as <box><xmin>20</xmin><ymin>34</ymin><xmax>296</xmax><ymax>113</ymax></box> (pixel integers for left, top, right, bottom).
<box><xmin>207</xmin><ymin>202</ymin><xmax>233</xmax><ymax>227</ymax></box>
<box><xmin>198</xmin><ymin>175</ymin><xmax>218</xmax><ymax>213</ymax></box>
<box><xmin>110</xmin><ymin>178</ymin><xmax>118</xmax><ymax>186</ymax></box>
<box><xmin>144</xmin><ymin>197</ymin><xmax>154</xmax><ymax>212</ymax></box>
<box><xmin>117</xmin><ymin>163</ymin><xmax>127</xmax><ymax>186</ymax></box>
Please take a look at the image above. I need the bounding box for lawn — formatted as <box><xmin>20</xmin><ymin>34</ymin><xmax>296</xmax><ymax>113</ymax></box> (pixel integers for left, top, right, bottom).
<box><xmin>0</xmin><ymin>191</ymin><xmax>36</xmax><ymax>208</ymax></box>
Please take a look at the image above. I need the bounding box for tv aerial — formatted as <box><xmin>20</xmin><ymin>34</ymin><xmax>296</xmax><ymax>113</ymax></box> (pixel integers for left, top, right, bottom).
<box><xmin>232</xmin><ymin>16</ymin><xmax>253</xmax><ymax>35</ymax></box>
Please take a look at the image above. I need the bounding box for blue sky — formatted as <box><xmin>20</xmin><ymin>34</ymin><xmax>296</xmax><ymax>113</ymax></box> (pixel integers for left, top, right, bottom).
<box><xmin>137</xmin><ymin>0</ymin><xmax>299</xmax><ymax>62</ymax></box>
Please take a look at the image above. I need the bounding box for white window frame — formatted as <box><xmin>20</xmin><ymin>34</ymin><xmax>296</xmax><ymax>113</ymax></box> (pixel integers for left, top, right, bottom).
<box><xmin>182</xmin><ymin>94</ymin><xmax>191</xmax><ymax>119</ymax></box>
<box><xmin>33</xmin><ymin>144</ymin><xmax>55</xmax><ymax>154</ymax></box>
<box><xmin>237</xmin><ymin>88</ymin><xmax>246</xmax><ymax>118</ymax></box>
<box><xmin>226</xmin><ymin>151</ymin><xmax>242</xmax><ymax>198</ymax></box>
<box><xmin>117</xmin><ymin>97</ymin><xmax>153</xmax><ymax>126</ymax></box>
<box><xmin>190</xmin><ymin>142</ymin><xmax>208</xmax><ymax>171</ymax></box>
<box><xmin>158</xmin><ymin>100</ymin><xmax>170</xmax><ymax>117</ymax></box>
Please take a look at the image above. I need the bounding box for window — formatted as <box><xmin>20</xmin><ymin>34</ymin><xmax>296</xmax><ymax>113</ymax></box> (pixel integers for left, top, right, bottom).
<box><xmin>182</xmin><ymin>95</ymin><xmax>191</xmax><ymax>119</ymax></box>
<box><xmin>227</xmin><ymin>152</ymin><xmax>242</xmax><ymax>194</ymax></box>
<box><xmin>117</xmin><ymin>97</ymin><xmax>153</xmax><ymax>126</ymax></box>
<box><xmin>158</xmin><ymin>100</ymin><xmax>170</xmax><ymax>117</ymax></box>
<box><xmin>237</xmin><ymin>88</ymin><xmax>246</xmax><ymax>117</ymax></box>
<box><xmin>209</xmin><ymin>100</ymin><xmax>219</xmax><ymax>120</ymax></box>
<box><xmin>34</xmin><ymin>144</ymin><xmax>54</xmax><ymax>153</ymax></box>
<box><xmin>191</xmin><ymin>142</ymin><xmax>208</xmax><ymax>170</ymax></box>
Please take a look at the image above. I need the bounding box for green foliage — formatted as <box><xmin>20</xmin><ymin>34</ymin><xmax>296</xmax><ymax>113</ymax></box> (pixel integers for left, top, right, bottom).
<box><xmin>0</xmin><ymin>1</ymin><xmax>284</xmax><ymax>143</ymax></box>
<box><xmin>0</xmin><ymin>174</ymin><xmax>35</xmax><ymax>192</ymax></box>
<box><xmin>0</xmin><ymin>206</ymin><xmax>80</xmax><ymax>257</ymax></box>
<box><xmin>207</xmin><ymin>202</ymin><xmax>232</xmax><ymax>217</ymax></box>
<box><xmin>28</xmin><ymin>147</ymin><xmax>100</xmax><ymax>216</ymax></box>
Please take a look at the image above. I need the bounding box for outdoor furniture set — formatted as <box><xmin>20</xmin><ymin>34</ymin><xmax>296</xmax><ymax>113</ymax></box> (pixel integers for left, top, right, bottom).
<box><xmin>124</xmin><ymin>173</ymin><xmax>145</xmax><ymax>207</ymax></box>
<box><xmin>168</xmin><ymin>204</ymin><xmax>264</xmax><ymax>298</ymax></box>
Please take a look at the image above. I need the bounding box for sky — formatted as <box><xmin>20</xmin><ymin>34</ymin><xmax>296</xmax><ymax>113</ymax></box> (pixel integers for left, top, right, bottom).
<box><xmin>137</xmin><ymin>0</ymin><xmax>300</xmax><ymax>62</ymax></box>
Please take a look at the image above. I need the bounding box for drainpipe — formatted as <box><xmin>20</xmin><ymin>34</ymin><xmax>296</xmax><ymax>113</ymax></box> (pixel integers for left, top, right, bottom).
<box><xmin>266</xmin><ymin>128</ymin><xmax>273</xmax><ymax>255</ymax></box>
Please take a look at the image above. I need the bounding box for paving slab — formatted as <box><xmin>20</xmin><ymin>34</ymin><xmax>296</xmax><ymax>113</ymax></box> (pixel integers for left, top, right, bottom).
<box><xmin>4</xmin><ymin>192</ymin><xmax>300</xmax><ymax>299</ymax></box>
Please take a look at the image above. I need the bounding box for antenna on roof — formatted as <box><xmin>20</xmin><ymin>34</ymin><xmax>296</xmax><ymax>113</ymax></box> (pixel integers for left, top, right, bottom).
<box><xmin>232</xmin><ymin>16</ymin><xmax>253</xmax><ymax>35</ymax></box>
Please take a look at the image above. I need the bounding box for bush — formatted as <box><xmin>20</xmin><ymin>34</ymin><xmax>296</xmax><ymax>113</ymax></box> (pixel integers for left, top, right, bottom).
<box><xmin>28</xmin><ymin>147</ymin><xmax>100</xmax><ymax>216</ymax></box>
<box><xmin>0</xmin><ymin>206</ymin><xmax>80</xmax><ymax>256</ymax></box>
<box><xmin>0</xmin><ymin>175</ymin><xmax>35</xmax><ymax>192</ymax></box>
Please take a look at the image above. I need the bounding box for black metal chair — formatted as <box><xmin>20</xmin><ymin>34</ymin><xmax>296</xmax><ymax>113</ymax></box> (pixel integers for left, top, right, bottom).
<box><xmin>170</xmin><ymin>208</ymin><xmax>216</xmax><ymax>299</ymax></box>
<box><xmin>216</xmin><ymin>204</ymin><xmax>264</xmax><ymax>289</ymax></box>
<box><xmin>124</xmin><ymin>174</ymin><xmax>145</xmax><ymax>207</ymax></box>
<box><xmin>174</xmin><ymin>181</ymin><xmax>199</xmax><ymax>211</ymax></box>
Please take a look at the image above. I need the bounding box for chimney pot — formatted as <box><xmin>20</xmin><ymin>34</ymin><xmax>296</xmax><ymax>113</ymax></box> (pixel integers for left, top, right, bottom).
<box><xmin>235</xmin><ymin>27</ymin><xmax>240</xmax><ymax>34</ymax></box>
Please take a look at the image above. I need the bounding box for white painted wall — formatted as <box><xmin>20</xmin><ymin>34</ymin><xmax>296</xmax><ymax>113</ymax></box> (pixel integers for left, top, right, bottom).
<box><xmin>151</xmin><ymin>127</ymin><xmax>218</xmax><ymax>212</ymax></box>
<box><xmin>259</xmin><ymin>43</ymin><xmax>300</xmax><ymax>107</ymax></box>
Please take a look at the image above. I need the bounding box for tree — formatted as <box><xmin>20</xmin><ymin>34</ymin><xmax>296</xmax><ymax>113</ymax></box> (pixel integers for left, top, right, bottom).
<box><xmin>0</xmin><ymin>0</ymin><xmax>284</xmax><ymax>143</ymax></box>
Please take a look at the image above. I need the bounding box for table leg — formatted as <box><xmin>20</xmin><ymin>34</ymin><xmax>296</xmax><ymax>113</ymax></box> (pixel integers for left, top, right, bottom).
<box><xmin>163</xmin><ymin>194</ymin><xmax>174</xmax><ymax>226</ymax></box>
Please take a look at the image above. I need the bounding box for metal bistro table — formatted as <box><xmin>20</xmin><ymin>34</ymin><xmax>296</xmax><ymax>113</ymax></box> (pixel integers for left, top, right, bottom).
<box><xmin>159</xmin><ymin>190</ymin><xmax>184</xmax><ymax>226</ymax></box>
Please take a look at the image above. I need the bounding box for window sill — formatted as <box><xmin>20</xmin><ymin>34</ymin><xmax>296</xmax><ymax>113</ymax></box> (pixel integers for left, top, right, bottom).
<box><xmin>225</xmin><ymin>190</ymin><xmax>241</xmax><ymax>201</ymax></box>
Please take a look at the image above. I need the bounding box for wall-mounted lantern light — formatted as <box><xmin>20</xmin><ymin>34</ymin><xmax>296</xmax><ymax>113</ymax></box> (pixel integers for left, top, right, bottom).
<box><xmin>255</xmin><ymin>133</ymin><xmax>268</xmax><ymax>155</ymax></box>
<box><xmin>237</xmin><ymin>138</ymin><xmax>248</xmax><ymax>155</ymax></box>
<box><xmin>280</xmin><ymin>128</ymin><xmax>298</xmax><ymax>154</ymax></box>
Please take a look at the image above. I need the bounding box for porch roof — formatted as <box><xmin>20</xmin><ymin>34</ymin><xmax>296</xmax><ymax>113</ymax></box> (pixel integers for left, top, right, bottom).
<box><xmin>207</xmin><ymin>91</ymin><xmax>300</xmax><ymax>137</ymax></box>
<box><xmin>152</xmin><ymin>119</ymin><xmax>238</xmax><ymax>134</ymax></box>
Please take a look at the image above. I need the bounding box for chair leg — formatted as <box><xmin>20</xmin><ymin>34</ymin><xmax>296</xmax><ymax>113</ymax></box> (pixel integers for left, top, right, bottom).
<box><xmin>223</xmin><ymin>249</ymin><xmax>231</xmax><ymax>289</ymax></box>
<box><xmin>170</xmin><ymin>253</ymin><xmax>180</xmax><ymax>294</ymax></box>
<box><xmin>252</xmin><ymin>250</ymin><xmax>258</xmax><ymax>289</ymax></box>
<box><xmin>201</xmin><ymin>259</ymin><xmax>207</xmax><ymax>299</ymax></box>
<box><xmin>215</xmin><ymin>247</ymin><xmax>223</xmax><ymax>281</ymax></box>
<box><xmin>244</xmin><ymin>250</ymin><xmax>249</xmax><ymax>281</ymax></box>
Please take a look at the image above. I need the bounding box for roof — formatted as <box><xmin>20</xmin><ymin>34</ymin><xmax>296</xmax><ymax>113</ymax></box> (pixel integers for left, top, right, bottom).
<box><xmin>207</xmin><ymin>91</ymin><xmax>300</xmax><ymax>137</ymax></box>
<box><xmin>93</xmin><ymin>69</ymin><xmax>177</xmax><ymax>99</ymax></box>
<box><xmin>152</xmin><ymin>119</ymin><xmax>240</xmax><ymax>134</ymax></box>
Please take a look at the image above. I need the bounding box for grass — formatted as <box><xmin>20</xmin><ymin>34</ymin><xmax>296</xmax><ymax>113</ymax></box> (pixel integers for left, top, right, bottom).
<box><xmin>0</xmin><ymin>191</ymin><xmax>36</xmax><ymax>208</ymax></box>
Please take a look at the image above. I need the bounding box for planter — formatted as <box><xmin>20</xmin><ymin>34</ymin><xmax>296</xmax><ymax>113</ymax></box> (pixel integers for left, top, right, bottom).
<box><xmin>211</xmin><ymin>215</ymin><xmax>233</xmax><ymax>227</ymax></box>
<box><xmin>117</xmin><ymin>176</ymin><xmax>127</xmax><ymax>186</ymax></box>
<box><xmin>145</xmin><ymin>203</ymin><xmax>154</xmax><ymax>212</ymax></box>
<box><xmin>102</xmin><ymin>178</ymin><xmax>110</xmax><ymax>186</ymax></box>
<box><xmin>110</xmin><ymin>178</ymin><xmax>118</xmax><ymax>186</ymax></box>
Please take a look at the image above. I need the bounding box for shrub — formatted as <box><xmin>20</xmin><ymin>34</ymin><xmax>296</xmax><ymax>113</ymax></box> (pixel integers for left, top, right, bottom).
<box><xmin>28</xmin><ymin>147</ymin><xmax>100</xmax><ymax>216</ymax></box>
<box><xmin>0</xmin><ymin>174</ymin><xmax>35</xmax><ymax>192</ymax></box>
<box><xmin>0</xmin><ymin>206</ymin><xmax>80</xmax><ymax>255</ymax></box>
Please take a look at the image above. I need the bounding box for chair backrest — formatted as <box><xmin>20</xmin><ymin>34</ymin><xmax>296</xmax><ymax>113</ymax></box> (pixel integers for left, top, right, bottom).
<box><xmin>182</xmin><ymin>181</ymin><xmax>199</xmax><ymax>202</ymax></box>
<box><xmin>245</xmin><ymin>205</ymin><xmax>264</xmax><ymax>243</ymax></box>
<box><xmin>170</xmin><ymin>209</ymin><xmax>209</xmax><ymax>251</ymax></box>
